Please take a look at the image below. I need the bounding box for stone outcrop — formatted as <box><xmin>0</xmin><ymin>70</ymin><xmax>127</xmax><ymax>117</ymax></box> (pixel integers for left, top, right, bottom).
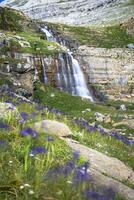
<box><xmin>76</xmin><ymin>46</ymin><xmax>134</xmax><ymax>101</ymax></box>
<box><xmin>0</xmin><ymin>52</ymin><xmax>59</xmax><ymax>95</ymax></box>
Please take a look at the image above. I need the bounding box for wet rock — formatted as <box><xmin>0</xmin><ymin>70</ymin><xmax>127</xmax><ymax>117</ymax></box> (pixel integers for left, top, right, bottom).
<box><xmin>33</xmin><ymin>120</ymin><xmax>72</xmax><ymax>137</ymax></box>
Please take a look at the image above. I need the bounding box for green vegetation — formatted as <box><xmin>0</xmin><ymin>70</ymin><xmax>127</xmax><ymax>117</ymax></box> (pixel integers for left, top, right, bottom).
<box><xmin>33</xmin><ymin>82</ymin><xmax>134</xmax><ymax>120</ymax></box>
<box><xmin>0</xmin><ymin>7</ymin><xmax>25</xmax><ymax>31</ymax></box>
<box><xmin>17</xmin><ymin>31</ymin><xmax>63</xmax><ymax>55</ymax></box>
<box><xmin>33</xmin><ymin>83</ymin><xmax>134</xmax><ymax>169</ymax></box>
<box><xmin>0</xmin><ymin>92</ymin><xmax>125</xmax><ymax>200</ymax></box>
<box><xmin>0</xmin><ymin>31</ymin><xmax>63</xmax><ymax>56</ymax></box>
<box><xmin>48</xmin><ymin>23</ymin><xmax>134</xmax><ymax>48</ymax></box>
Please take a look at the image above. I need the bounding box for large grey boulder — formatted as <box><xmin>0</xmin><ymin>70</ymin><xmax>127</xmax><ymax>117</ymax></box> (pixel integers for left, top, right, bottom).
<box><xmin>0</xmin><ymin>102</ymin><xmax>21</xmax><ymax>121</ymax></box>
<box><xmin>33</xmin><ymin>120</ymin><xmax>72</xmax><ymax>137</ymax></box>
<box><xmin>66</xmin><ymin>139</ymin><xmax>134</xmax><ymax>185</ymax></box>
<box><xmin>65</xmin><ymin>139</ymin><xmax>134</xmax><ymax>200</ymax></box>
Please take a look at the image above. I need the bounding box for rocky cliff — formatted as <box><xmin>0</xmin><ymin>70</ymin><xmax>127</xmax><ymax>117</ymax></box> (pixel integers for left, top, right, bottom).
<box><xmin>1</xmin><ymin>0</ymin><xmax>134</xmax><ymax>26</ymax></box>
<box><xmin>76</xmin><ymin>46</ymin><xmax>134</xmax><ymax>101</ymax></box>
<box><xmin>0</xmin><ymin>6</ymin><xmax>133</xmax><ymax>102</ymax></box>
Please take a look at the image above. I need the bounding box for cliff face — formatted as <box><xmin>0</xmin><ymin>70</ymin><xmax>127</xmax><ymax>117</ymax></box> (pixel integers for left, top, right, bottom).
<box><xmin>0</xmin><ymin>6</ymin><xmax>133</xmax><ymax>101</ymax></box>
<box><xmin>0</xmin><ymin>49</ymin><xmax>133</xmax><ymax>101</ymax></box>
<box><xmin>77</xmin><ymin>46</ymin><xmax>134</xmax><ymax>100</ymax></box>
<box><xmin>2</xmin><ymin>0</ymin><xmax>134</xmax><ymax>26</ymax></box>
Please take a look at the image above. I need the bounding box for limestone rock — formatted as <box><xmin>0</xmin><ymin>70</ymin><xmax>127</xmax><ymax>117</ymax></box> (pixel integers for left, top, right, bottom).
<box><xmin>66</xmin><ymin>139</ymin><xmax>134</xmax><ymax>185</ymax></box>
<box><xmin>77</xmin><ymin>46</ymin><xmax>134</xmax><ymax>101</ymax></box>
<box><xmin>33</xmin><ymin>120</ymin><xmax>72</xmax><ymax>137</ymax></box>
<box><xmin>0</xmin><ymin>102</ymin><xmax>21</xmax><ymax>121</ymax></box>
<box><xmin>90</xmin><ymin>168</ymin><xmax>134</xmax><ymax>200</ymax></box>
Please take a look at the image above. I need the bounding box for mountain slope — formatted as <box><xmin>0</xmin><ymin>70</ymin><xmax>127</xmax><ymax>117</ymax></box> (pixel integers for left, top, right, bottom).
<box><xmin>1</xmin><ymin>0</ymin><xmax>134</xmax><ymax>26</ymax></box>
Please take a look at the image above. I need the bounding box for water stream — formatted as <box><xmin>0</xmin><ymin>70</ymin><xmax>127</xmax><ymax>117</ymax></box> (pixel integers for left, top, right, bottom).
<box><xmin>41</xmin><ymin>27</ymin><xmax>93</xmax><ymax>101</ymax></box>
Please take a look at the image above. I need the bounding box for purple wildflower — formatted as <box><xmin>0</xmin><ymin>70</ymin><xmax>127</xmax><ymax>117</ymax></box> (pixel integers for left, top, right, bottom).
<box><xmin>0</xmin><ymin>122</ymin><xmax>9</xmax><ymax>129</ymax></box>
<box><xmin>87</xmin><ymin>125</ymin><xmax>94</xmax><ymax>132</ymax></box>
<box><xmin>62</xmin><ymin>161</ymin><xmax>75</xmax><ymax>176</ymax></box>
<box><xmin>99</xmin><ymin>128</ymin><xmax>105</xmax><ymax>135</ymax></box>
<box><xmin>20</xmin><ymin>112</ymin><xmax>29</xmax><ymax>121</ymax></box>
<box><xmin>20</xmin><ymin>127</ymin><xmax>38</xmax><ymax>138</ymax></box>
<box><xmin>30</xmin><ymin>146</ymin><xmax>47</xmax><ymax>156</ymax></box>
<box><xmin>5</xmin><ymin>99</ymin><xmax>13</xmax><ymax>104</ymax></box>
<box><xmin>30</xmin><ymin>112</ymin><xmax>37</xmax><ymax>118</ymax></box>
<box><xmin>73</xmin><ymin>150</ymin><xmax>80</xmax><ymax>161</ymax></box>
<box><xmin>45</xmin><ymin>135</ymin><xmax>54</xmax><ymax>142</ymax></box>
<box><xmin>73</xmin><ymin>162</ymin><xmax>90</xmax><ymax>183</ymax></box>
<box><xmin>83</xmin><ymin>188</ymin><xmax>115</xmax><ymax>200</ymax></box>
<box><xmin>35</xmin><ymin>105</ymin><xmax>44</xmax><ymax>111</ymax></box>
<box><xmin>0</xmin><ymin>140</ymin><xmax>6</xmax><ymax>145</ymax></box>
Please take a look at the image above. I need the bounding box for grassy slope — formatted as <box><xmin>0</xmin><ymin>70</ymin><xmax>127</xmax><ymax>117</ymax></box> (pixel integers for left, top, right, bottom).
<box><xmin>33</xmin><ymin>83</ymin><xmax>134</xmax><ymax>170</ymax></box>
<box><xmin>48</xmin><ymin>23</ymin><xmax>134</xmax><ymax>48</ymax></box>
<box><xmin>0</xmin><ymin>7</ymin><xmax>63</xmax><ymax>56</ymax></box>
<box><xmin>0</xmin><ymin>91</ymin><xmax>126</xmax><ymax>200</ymax></box>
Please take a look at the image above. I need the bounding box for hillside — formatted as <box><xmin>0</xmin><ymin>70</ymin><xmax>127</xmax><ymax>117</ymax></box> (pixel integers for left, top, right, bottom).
<box><xmin>1</xmin><ymin>0</ymin><xmax>134</xmax><ymax>26</ymax></box>
<box><xmin>0</xmin><ymin>6</ymin><xmax>134</xmax><ymax>200</ymax></box>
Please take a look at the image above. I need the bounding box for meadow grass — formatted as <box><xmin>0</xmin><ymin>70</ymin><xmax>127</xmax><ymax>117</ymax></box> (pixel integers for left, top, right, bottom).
<box><xmin>33</xmin><ymin>83</ymin><xmax>134</xmax><ymax>170</ymax></box>
<box><xmin>0</xmin><ymin>90</ymin><xmax>126</xmax><ymax>200</ymax></box>
<box><xmin>47</xmin><ymin>23</ymin><xmax>134</xmax><ymax>48</ymax></box>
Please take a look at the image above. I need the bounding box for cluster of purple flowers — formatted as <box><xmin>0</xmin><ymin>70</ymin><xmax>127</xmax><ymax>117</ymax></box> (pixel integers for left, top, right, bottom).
<box><xmin>29</xmin><ymin>146</ymin><xmax>47</xmax><ymax>156</ymax></box>
<box><xmin>20</xmin><ymin>127</ymin><xmax>38</xmax><ymax>138</ymax></box>
<box><xmin>109</xmin><ymin>131</ymin><xmax>134</xmax><ymax>145</ymax></box>
<box><xmin>45</xmin><ymin>135</ymin><xmax>54</xmax><ymax>142</ymax></box>
<box><xmin>72</xmin><ymin>118</ymin><xmax>134</xmax><ymax>145</ymax></box>
<box><xmin>83</xmin><ymin>188</ymin><xmax>115</xmax><ymax>200</ymax></box>
<box><xmin>20</xmin><ymin>112</ymin><xmax>29</xmax><ymax>121</ymax></box>
<box><xmin>46</xmin><ymin>151</ymin><xmax>90</xmax><ymax>184</ymax></box>
<box><xmin>0</xmin><ymin>121</ymin><xmax>9</xmax><ymax>129</ymax></box>
<box><xmin>0</xmin><ymin>140</ymin><xmax>6</xmax><ymax>145</ymax></box>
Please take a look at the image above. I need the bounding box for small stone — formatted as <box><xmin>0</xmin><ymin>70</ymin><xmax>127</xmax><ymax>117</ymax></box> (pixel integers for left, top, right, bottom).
<box><xmin>127</xmin><ymin>43</ymin><xmax>134</xmax><ymax>49</ymax></box>
<box><xmin>94</xmin><ymin>112</ymin><xmax>105</xmax><ymax>122</ymax></box>
<box><xmin>120</xmin><ymin>104</ymin><xmax>126</xmax><ymax>111</ymax></box>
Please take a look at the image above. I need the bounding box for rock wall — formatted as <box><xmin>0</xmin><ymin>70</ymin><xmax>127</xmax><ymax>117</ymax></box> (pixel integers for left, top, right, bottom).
<box><xmin>0</xmin><ymin>52</ymin><xmax>59</xmax><ymax>95</ymax></box>
<box><xmin>0</xmin><ymin>47</ymin><xmax>134</xmax><ymax>101</ymax></box>
<box><xmin>76</xmin><ymin>46</ymin><xmax>134</xmax><ymax>101</ymax></box>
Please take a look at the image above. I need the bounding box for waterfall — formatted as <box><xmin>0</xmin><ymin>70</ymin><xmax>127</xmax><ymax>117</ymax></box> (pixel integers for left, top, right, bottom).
<box><xmin>41</xmin><ymin>58</ymin><xmax>48</xmax><ymax>84</ymax></box>
<box><xmin>41</xmin><ymin>27</ymin><xmax>93</xmax><ymax>101</ymax></box>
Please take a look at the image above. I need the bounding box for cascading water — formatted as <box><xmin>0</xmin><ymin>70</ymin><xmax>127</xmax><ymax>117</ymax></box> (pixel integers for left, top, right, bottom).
<box><xmin>41</xmin><ymin>26</ymin><xmax>93</xmax><ymax>101</ymax></box>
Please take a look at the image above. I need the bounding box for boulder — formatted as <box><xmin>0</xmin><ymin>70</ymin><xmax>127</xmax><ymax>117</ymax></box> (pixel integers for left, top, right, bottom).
<box><xmin>33</xmin><ymin>120</ymin><xmax>72</xmax><ymax>137</ymax></box>
<box><xmin>0</xmin><ymin>102</ymin><xmax>21</xmax><ymax>121</ymax></box>
<box><xmin>66</xmin><ymin>139</ymin><xmax>134</xmax><ymax>185</ymax></box>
